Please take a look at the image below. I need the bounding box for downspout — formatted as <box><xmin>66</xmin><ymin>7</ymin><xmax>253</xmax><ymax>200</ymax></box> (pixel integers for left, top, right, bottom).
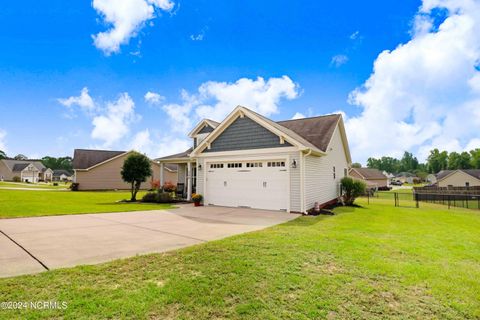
<box><xmin>300</xmin><ymin>149</ymin><xmax>312</xmax><ymax>214</ymax></box>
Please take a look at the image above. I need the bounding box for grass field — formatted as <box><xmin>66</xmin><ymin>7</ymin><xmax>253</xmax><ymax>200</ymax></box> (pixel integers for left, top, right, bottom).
<box><xmin>0</xmin><ymin>199</ymin><xmax>479</xmax><ymax>319</ymax></box>
<box><xmin>0</xmin><ymin>189</ymin><xmax>173</xmax><ymax>218</ymax></box>
<box><xmin>0</xmin><ymin>181</ymin><xmax>70</xmax><ymax>189</ymax></box>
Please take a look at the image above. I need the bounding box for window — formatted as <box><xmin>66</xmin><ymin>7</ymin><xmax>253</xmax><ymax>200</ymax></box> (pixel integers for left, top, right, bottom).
<box><xmin>246</xmin><ymin>162</ymin><xmax>263</xmax><ymax>168</ymax></box>
<box><xmin>466</xmin><ymin>182</ymin><xmax>470</xmax><ymax>187</ymax></box>
<box><xmin>267</xmin><ymin>161</ymin><xmax>285</xmax><ymax>167</ymax></box>
<box><xmin>344</xmin><ymin>168</ymin><xmax>347</xmax><ymax>177</ymax></box>
<box><xmin>210</xmin><ymin>163</ymin><xmax>224</xmax><ymax>169</ymax></box>
<box><xmin>227</xmin><ymin>163</ymin><xmax>242</xmax><ymax>168</ymax></box>
<box><xmin>333</xmin><ymin>166</ymin><xmax>336</xmax><ymax>180</ymax></box>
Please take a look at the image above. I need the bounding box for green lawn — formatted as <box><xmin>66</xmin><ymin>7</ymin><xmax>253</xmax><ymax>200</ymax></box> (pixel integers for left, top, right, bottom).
<box><xmin>1</xmin><ymin>200</ymin><xmax>479</xmax><ymax>319</ymax></box>
<box><xmin>0</xmin><ymin>181</ymin><xmax>70</xmax><ymax>190</ymax></box>
<box><xmin>0</xmin><ymin>189</ymin><xmax>173</xmax><ymax>218</ymax></box>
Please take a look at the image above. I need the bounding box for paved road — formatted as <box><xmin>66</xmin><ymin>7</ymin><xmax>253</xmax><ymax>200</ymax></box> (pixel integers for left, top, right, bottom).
<box><xmin>0</xmin><ymin>205</ymin><xmax>298</xmax><ymax>278</ymax></box>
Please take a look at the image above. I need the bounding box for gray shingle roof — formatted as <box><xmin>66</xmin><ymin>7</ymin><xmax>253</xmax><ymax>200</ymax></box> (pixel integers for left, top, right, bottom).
<box><xmin>350</xmin><ymin>168</ymin><xmax>387</xmax><ymax>180</ymax></box>
<box><xmin>277</xmin><ymin>114</ymin><xmax>341</xmax><ymax>152</ymax></box>
<box><xmin>2</xmin><ymin>159</ymin><xmax>46</xmax><ymax>172</ymax></box>
<box><xmin>437</xmin><ymin>169</ymin><xmax>480</xmax><ymax>181</ymax></box>
<box><xmin>73</xmin><ymin>149</ymin><xmax>125</xmax><ymax>170</ymax></box>
<box><xmin>53</xmin><ymin>169</ymin><xmax>73</xmax><ymax>177</ymax></box>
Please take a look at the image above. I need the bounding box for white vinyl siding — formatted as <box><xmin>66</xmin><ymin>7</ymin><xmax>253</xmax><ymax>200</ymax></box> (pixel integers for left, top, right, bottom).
<box><xmin>196</xmin><ymin>158</ymin><xmax>205</xmax><ymax>195</ymax></box>
<box><xmin>303</xmin><ymin>125</ymin><xmax>349</xmax><ymax>210</ymax></box>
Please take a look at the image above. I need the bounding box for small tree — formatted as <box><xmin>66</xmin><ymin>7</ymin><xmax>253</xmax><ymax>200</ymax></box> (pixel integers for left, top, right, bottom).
<box><xmin>121</xmin><ymin>152</ymin><xmax>152</xmax><ymax>201</ymax></box>
<box><xmin>340</xmin><ymin>177</ymin><xmax>366</xmax><ymax>206</ymax></box>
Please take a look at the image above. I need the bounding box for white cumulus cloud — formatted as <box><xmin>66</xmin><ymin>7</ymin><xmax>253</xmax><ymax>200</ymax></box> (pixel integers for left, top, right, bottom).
<box><xmin>92</xmin><ymin>0</ymin><xmax>174</xmax><ymax>55</ymax></box>
<box><xmin>57</xmin><ymin>87</ymin><xmax>95</xmax><ymax>112</ymax></box>
<box><xmin>144</xmin><ymin>91</ymin><xmax>165</xmax><ymax>105</ymax></box>
<box><xmin>291</xmin><ymin>112</ymin><xmax>306</xmax><ymax>119</ymax></box>
<box><xmin>58</xmin><ymin>89</ymin><xmax>139</xmax><ymax>148</ymax></box>
<box><xmin>161</xmin><ymin>76</ymin><xmax>300</xmax><ymax>133</ymax></box>
<box><xmin>345</xmin><ymin>0</ymin><xmax>480</xmax><ymax>163</ymax></box>
<box><xmin>128</xmin><ymin>129</ymin><xmax>191</xmax><ymax>158</ymax></box>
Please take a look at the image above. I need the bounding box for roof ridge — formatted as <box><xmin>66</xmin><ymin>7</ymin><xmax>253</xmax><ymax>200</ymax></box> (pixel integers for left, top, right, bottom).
<box><xmin>74</xmin><ymin>148</ymin><xmax>126</xmax><ymax>153</ymax></box>
<box><xmin>276</xmin><ymin>113</ymin><xmax>341</xmax><ymax>123</ymax></box>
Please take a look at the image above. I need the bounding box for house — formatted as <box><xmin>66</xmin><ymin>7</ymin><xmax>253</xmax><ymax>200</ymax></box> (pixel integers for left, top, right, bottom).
<box><xmin>426</xmin><ymin>173</ymin><xmax>437</xmax><ymax>184</ymax></box>
<box><xmin>349</xmin><ymin>168</ymin><xmax>388</xmax><ymax>188</ymax></box>
<box><xmin>72</xmin><ymin>149</ymin><xmax>178</xmax><ymax>191</ymax></box>
<box><xmin>435</xmin><ymin>169</ymin><xmax>480</xmax><ymax>187</ymax></box>
<box><xmin>157</xmin><ymin>105</ymin><xmax>352</xmax><ymax>213</ymax></box>
<box><xmin>395</xmin><ymin>172</ymin><xmax>418</xmax><ymax>184</ymax></box>
<box><xmin>0</xmin><ymin>159</ymin><xmax>53</xmax><ymax>182</ymax></box>
<box><xmin>52</xmin><ymin>170</ymin><xmax>73</xmax><ymax>182</ymax></box>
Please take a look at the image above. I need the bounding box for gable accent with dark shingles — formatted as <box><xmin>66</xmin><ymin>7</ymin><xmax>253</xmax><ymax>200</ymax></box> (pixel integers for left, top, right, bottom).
<box><xmin>73</xmin><ymin>149</ymin><xmax>125</xmax><ymax>170</ymax></box>
<box><xmin>203</xmin><ymin>116</ymin><xmax>292</xmax><ymax>153</ymax></box>
<box><xmin>198</xmin><ymin>125</ymin><xmax>214</xmax><ymax>134</ymax></box>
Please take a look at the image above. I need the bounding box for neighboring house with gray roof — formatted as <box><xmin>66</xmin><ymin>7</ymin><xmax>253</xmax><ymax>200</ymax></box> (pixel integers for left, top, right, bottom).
<box><xmin>52</xmin><ymin>170</ymin><xmax>73</xmax><ymax>182</ymax></box>
<box><xmin>72</xmin><ymin>149</ymin><xmax>177</xmax><ymax>190</ymax></box>
<box><xmin>157</xmin><ymin>105</ymin><xmax>352</xmax><ymax>213</ymax></box>
<box><xmin>435</xmin><ymin>169</ymin><xmax>480</xmax><ymax>187</ymax></box>
<box><xmin>349</xmin><ymin>168</ymin><xmax>388</xmax><ymax>188</ymax></box>
<box><xmin>0</xmin><ymin>159</ymin><xmax>53</xmax><ymax>182</ymax></box>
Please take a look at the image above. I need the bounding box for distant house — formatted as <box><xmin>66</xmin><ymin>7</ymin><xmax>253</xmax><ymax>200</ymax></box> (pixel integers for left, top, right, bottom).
<box><xmin>0</xmin><ymin>159</ymin><xmax>53</xmax><ymax>182</ymax></box>
<box><xmin>436</xmin><ymin>169</ymin><xmax>480</xmax><ymax>187</ymax></box>
<box><xmin>426</xmin><ymin>173</ymin><xmax>437</xmax><ymax>184</ymax></box>
<box><xmin>52</xmin><ymin>170</ymin><xmax>73</xmax><ymax>182</ymax></box>
<box><xmin>72</xmin><ymin>149</ymin><xmax>177</xmax><ymax>191</ymax></box>
<box><xmin>395</xmin><ymin>172</ymin><xmax>418</xmax><ymax>184</ymax></box>
<box><xmin>349</xmin><ymin>168</ymin><xmax>388</xmax><ymax>188</ymax></box>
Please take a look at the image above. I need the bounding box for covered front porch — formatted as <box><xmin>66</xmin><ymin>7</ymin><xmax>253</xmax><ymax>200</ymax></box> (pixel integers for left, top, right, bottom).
<box><xmin>157</xmin><ymin>149</ymin><xmax>197</xmax><ymax>201</ymax></box>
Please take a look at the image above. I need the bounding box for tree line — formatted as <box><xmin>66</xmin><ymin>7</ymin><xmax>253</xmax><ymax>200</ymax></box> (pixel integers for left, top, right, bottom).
<box><xmin>0</xmin><ymin>150</ymin><xmax>73</xmax><ymax>172</ymax></box>
<box><xmin>356</xmin><ymin>148</ymin><xmax>480</xmax><ymax>175</ymax></box>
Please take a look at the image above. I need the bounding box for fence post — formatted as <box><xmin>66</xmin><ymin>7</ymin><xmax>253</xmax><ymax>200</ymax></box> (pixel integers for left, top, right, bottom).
<box><xmin>415</xmin><ymin>193</ymin><xmax>419</xmax><ymax>208</ymax></box>
<box><xmin>448</xmin><ymin>195</ymin><xmax>450</xmax><ymax>209</ymax></box>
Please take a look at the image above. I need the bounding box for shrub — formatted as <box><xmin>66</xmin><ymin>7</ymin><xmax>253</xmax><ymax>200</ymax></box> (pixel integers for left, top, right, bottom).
<box><xmin>192</xmin><ymin>193</ymin><xmax>203</xmax><ymax>203</ymax></box>
<box><xmin>53</xmin><ymin>182</ymin><xmax>58</xmax><ymax>186</ymax></box>
<box><xmin>163</xmin><ymin>181</ymin><xmax>176</xmax><ymax>192</ymax></box>
<box><xmin>70</xmin><ymin>183</ymin><xmax>80</xmax><ymax>191</ymax></box>
<box><xmin>12</xmin><ymin>176</ymin><xmax>21</xmax><ymax>182</ymax></box>
<box><xmin>340</xmin><ymin>177</ymin><xmax>366</xmax><ymax>206</ymax></box>
<box><xmin>150</xmin><ymin>179</ymin><xmax>160</xmax><ymax>190</ymax></box>
<box><xmin>141</xmin><ymin>191</ymin><xmax>173</xmax><ymax>203</ymax></box>
<box><xmin>156</xmin><ymin>192</ymin><xmax>173</xmax><ymax>203</ymax></box>
<box><xmin>142</xmin><ymin>192</ymin><xmax>158</xmax><ymax>203</ymax></box>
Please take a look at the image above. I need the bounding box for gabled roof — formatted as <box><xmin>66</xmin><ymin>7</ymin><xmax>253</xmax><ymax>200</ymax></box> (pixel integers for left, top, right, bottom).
<box><xmin>349</xmin><ymin>168</ymin><xmax>387</xmax><ymax>180</ymax></box>
<box><xmin>188</xmin><ymin>106</ymin><xmax>350</xmax><ymax>162</ymax></box>
<box><xmin>437</xmin><ymin>169</ymin><xmax>480</xmax><ymax>182</ymax></box>
<box><xmin>188</xmin><ymin>119</ymin><xmax>220</xmax><ymax>137</ymax></box>
<box><xmin>72</xmin><ymin>149</ymin><xmax>126</xmax><ymax>170</ymax></box>
<box><xmin>277</xmin><ymin>114</ymin><xmax>341</xmax><ymax>152</ymax></box>
<box><xmin>2</xmin><ymin>159</ymin><xmax>46</xmax><ymax>172</ymax></box>
<box><xmin>53</xmin><ymin>169</ymin><xmax>73</xmax><ymax>177</ymax></box>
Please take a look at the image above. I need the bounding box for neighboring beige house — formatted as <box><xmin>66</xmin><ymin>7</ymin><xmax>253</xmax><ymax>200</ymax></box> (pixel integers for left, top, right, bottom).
<box><xmin>349</xmin><ymin>168</ymin><xmax>388</xmax><ymax>188</ymax></box>
<box><xmin>395</xmin><ymin>172</ymin><xmax>418</xmax><ymax>184</ymax></box>
<box><xmin>72</xmin><ymin>149</ymin><xmax>177</xmax><ymax>191</ymax></box>
<box><xmin>52</xmin><ymin>170</ymin><xmax>73</xmax><ymax>182</ymax></box>
<box><xmin>436</xmin><ymin>169</ymin><xmax>480</xmax><ymax>187</ymax></box>
<box><xmin>0</xmin><ymin>159</ymin><xmax>53</xmax><ymax>182</ymax></box>
<box><xmin>157</xmin><ymin>105</ymin><xmax>352</xmax><ymax>213</ymax></box>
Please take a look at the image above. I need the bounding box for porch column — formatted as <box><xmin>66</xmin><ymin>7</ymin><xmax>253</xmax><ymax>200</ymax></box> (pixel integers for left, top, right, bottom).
<box><xmin>187</xmin><ymin>162</ymin><xmax>192</xmax><ymax>201</ymax></box>
<box><xmin>159</xmin><ymin>162</ymin><xmax>164</xmax><ymax>186</ymax></box>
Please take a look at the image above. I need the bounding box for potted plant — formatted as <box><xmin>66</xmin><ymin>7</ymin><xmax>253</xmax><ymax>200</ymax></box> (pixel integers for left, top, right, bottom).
<box><xmin>192</xmin><ymin>193</ymin><xmax>203</xmax><ymax>206</ymax></box>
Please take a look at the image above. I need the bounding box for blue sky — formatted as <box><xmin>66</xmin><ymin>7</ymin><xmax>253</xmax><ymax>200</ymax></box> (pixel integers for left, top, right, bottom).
<box><xmin>0</xmin><ymin>0</ymin><xmax>479</xmax><ymax>163</ymax></box>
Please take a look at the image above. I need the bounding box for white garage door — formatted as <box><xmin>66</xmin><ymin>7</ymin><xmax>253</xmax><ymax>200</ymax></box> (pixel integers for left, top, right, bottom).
<box><xmin>205</xmin><ymin>160</ymin><xmax>288</xmax><ymax>211</ymax></box>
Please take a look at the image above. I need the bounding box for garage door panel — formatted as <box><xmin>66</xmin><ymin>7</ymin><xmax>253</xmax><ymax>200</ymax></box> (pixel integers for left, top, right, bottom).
<box><xmin>205</xmin><ymin>161</ymin><xmax>288</xmax><ymax>211</ymax></box>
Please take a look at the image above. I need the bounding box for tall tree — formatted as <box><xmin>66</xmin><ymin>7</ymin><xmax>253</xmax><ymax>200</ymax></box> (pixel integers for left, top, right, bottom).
<box><xmin>14</xmin><ymin>154</ymin><xmax>28</xmax><ymax>160</ymax></box>
<box><xmin>448</xmin><ymin>151</ymin><xmax>471</xmax><ymax>170</ymax></box>
<box><xmin>41</xmin><ymin>156</ymin><xmax>73</xmax><ymax>171</ymax></box>
<box><xmin>351</xmin><ymin>162</ymin><xmax>362</xmax><ymax>168</ymax></box>
<box><xmin>400</xmin><ymin>151</ymin><xmax>419</xmax><ymax>172</ymax></box>
<box><xmin>121</xmin><ymin>152</ymin><xmax>152</xmax><ymax>201</ymax></box>
<box><xmin>0</xmin><ymin>150</ymin><xmax>6</xmax><ymax>160</ymax></box>
<box><xmin>470</xmin><ymin>149</ymin><xmax>480</xmax><ymax>169</ymax></box>
<box><xmin>427</xmin><ymin>149</ymin><xmax>448</xmax><ymax>173</ymax></box>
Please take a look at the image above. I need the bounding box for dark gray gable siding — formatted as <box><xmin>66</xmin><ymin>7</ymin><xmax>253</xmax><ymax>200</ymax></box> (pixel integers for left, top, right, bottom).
<box><xmin>198</xmin><ymin>124</ymin><xmax>214</xmax><ymax>134</ymax></box>
<box><xmin>203</xmin><ymin>116</ymin><xmax>292</xmax><ymax>153</ymax></box>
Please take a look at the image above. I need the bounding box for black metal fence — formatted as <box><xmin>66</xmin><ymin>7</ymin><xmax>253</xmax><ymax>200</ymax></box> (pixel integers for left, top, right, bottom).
<box><xmin>364</xmin><ymin>191</ymin><xmax>418</xmax><ymax>208</ymax></box>
<box><xmin>414</xmin><ymin>187</ymin><xmax>480</xmax><ymax>210</ymax></box>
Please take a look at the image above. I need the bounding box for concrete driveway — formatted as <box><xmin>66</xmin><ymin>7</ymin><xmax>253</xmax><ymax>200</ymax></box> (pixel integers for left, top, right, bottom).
<box><xmin>0</xmin><ymin>205</ymin><xmax>298</xmax><ymax>278</ymax></box>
